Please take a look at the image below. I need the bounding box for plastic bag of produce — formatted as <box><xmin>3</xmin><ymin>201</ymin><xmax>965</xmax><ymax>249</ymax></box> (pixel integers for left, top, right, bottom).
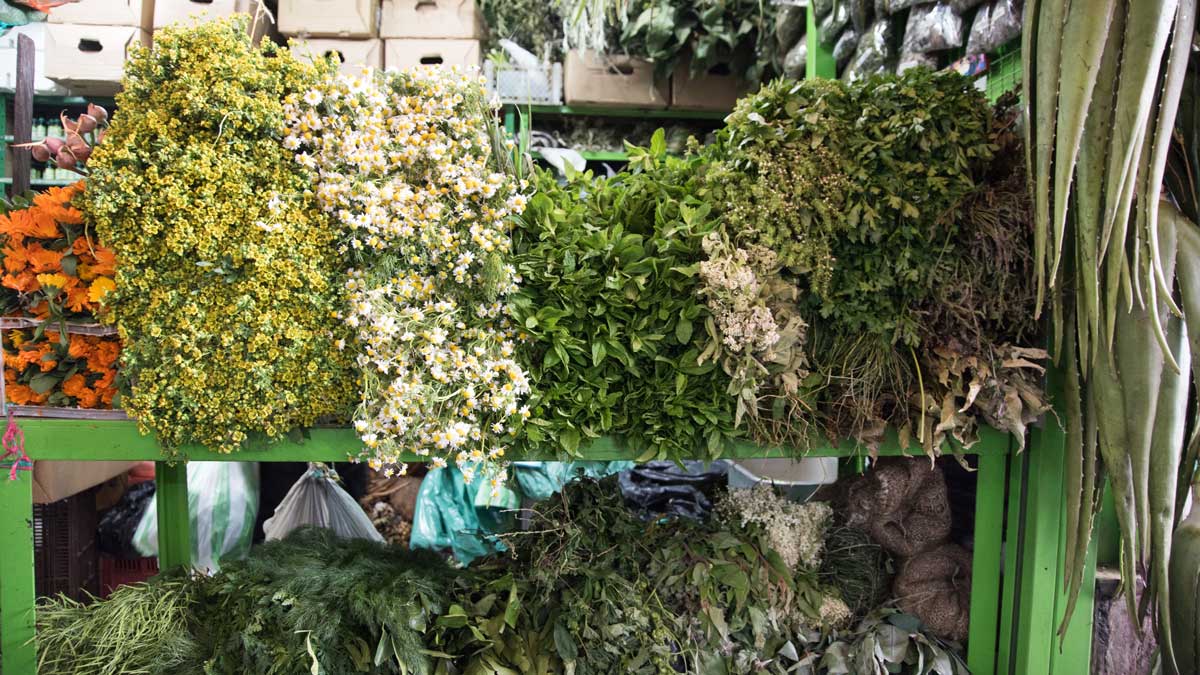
<box><xmin>882</xmin><ymin>0</ymin><xmax>935</xmax><ymax>12</ymax></box>
<box><xmin>843</xmin><ymin>19</ymin><xmax>893</xmax><ymax>81</ymax></box>
<box><xmin>784</xmin><ymin>35</ymin><xmax>807</xmax><ymax>79</ymax></box>
<box><xmin>262</xmin><ymin>463</ymin><xmax>383</xmax><ymax>543</ymax></box>
<box><xmin>947</xmin><ymin>0</ymin><xmax>985</xmax><ymax>11</ymax></box>
<box><xmin>133</xmin><ymin>462</ymin><xmax>259</xmax><ymax>572</ymax></box>
<box><xmin>849</xmin><ymin>0</ymin><xmax>873</xmax><ymax>33</ymax></box>
<box><xmin>901</xmin><ymin>3</ymin><xmax>964</xmax><ymax>54</ymax></box>
<box><xmin>898</xmin><ymin>50</ymin><xmax>939</xmax><ymax>73</ymax></box>
<box><xmin>966</xmin><ymin>0</ymin><xmax>1023</xmax><ymax>54</ymax></box>
<box><xmin>813</xmin><ymin>0</ymin><xmax>834</xmax><ymax>18</ymax></box>
<box><xmin>775</xmin><ymin>5</ymin><xmax>805</xmax><ymax>50</ymax></box>
<box><xmin>98</xmin><ymin>480</ymin><xmax>156</xmax><ymax>558</ymax></box>
<box><xmin>618</xmin><ymin>460</ymin><xmax>730</xmax><ymax>520</ymax></box>
<box><xmin>819</xmin><ymin>3</ymin><xmax>851</xmax><ymax>48</ymax></box>
<box><xmin>834</xmin><ymin>28</ymin><xmax>861</xmax><ymax>70</ymax></box>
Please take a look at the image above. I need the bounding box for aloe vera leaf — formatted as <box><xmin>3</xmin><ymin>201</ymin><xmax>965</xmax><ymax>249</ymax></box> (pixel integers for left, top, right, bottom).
<box><xmin>1099</xmin><ymin>0</ymin><xmax>1179</xmax><ymax>262</ymax></box>
<box><xmin>1049</xmin><ymin>0</ymin><xmax>1117</xmax><ymax>291</ymax></box>
<box><xmin>1033</xmin><ymin>0</ymin><xmax>1065</xmax><ymax>316</ymax></box>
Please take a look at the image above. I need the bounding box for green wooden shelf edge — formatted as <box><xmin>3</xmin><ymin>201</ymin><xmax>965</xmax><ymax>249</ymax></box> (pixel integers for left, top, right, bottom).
<box><xmin>506</xmin><ymin>103</ymin><xmax>729</xmax><ymax>121</ymax></box>
<box><xmin>14</xmin><ymin>417</ymin><xmax>1012</xmax><ymax>463</ymax></box>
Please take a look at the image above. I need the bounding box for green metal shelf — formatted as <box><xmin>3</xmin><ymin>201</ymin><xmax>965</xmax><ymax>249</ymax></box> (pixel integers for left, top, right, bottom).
<box><xmin>12</xmin><ymin>417</ymin><xmax>1012</xmax><ymax>463</ymax></box>
<box><xmin>510</xmin><ymin>103</ymin><xmax>729</xmax><ymax>121</ymax></box>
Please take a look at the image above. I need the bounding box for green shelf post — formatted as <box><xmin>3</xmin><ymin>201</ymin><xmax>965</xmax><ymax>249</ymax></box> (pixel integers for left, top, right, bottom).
<box><xmin>996</xmin><ymin>447</ymin><xmax>1025</xmax><ymax>675</ymax></box>
<box><xmin>0</xmin><ymin>467</ymin><xmax>36</xmax><ymax>675</ymax></box>
<box><xmin>155</xmin><ymin>461</ymin><xmax>191</xmax><ymax>571</ymax></box>
<box><xmin>806</xmin><ymin>8</ymin><xmax>837</xmax><ymax>80</ymax></box>
<box><xmin>967</xmin><ymin>449</ymin><xmax>1011</xmax><ymax>675</ymax></box>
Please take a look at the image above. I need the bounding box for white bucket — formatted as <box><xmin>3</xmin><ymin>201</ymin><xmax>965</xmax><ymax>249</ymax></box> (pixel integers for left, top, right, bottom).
<box><xmin>727</xmin><ymin>458</ymin><xmax>839</xmax><ymax>501</ymax></box>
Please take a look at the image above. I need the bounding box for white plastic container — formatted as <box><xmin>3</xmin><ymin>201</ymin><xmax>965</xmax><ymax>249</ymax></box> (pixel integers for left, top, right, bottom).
<box><xmin>484</xmin><ymin>60</ymin><xmax>563</xmax><ymax>105</ymax></box>
<box><xmin>727</xmin><ymin>457</ymin><xmax>839</xmax><ymax>501</ymax></box>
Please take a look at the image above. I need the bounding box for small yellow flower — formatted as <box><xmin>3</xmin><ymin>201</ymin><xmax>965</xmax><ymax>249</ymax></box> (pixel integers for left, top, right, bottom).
<box><xmin>88</xmin><ymin>277</ymin><xmax>116</xmax><ymax>303</ymax></box>
<box><xmin>36</xmin><ymin>273</ymin><xmax>68</xmax><ymax>291</ymax></box>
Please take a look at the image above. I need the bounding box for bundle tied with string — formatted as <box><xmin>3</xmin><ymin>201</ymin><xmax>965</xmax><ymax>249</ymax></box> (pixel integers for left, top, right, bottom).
<box><xmin>845</xmin><ymin>458</ymin><xmax>971</xmax><ymax>640</ymax></box>
<box><xmin>846</xmin><ymin>458</ymin><xmax>951</xmax><ymax>558</ymax></box>
<box><xmin>894</xmin><ymin>542</ymin><xmax>973</xmax><ymax>642</ymax></box>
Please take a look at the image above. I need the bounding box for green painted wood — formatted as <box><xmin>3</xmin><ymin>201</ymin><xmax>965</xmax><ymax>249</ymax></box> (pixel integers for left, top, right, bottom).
<box><xmin>0</xmin><ymin>468</ymin><xmax>36</xmax><ymax>675</ymax></box>
<box><xmin>1014</xmin><ymin>427</ymin><xmax>1067</xmax><ymax>675</ymax></box>
<box><xmin>805</xmin><ymin>8</ymin><xmax>837</xmax><ymax>80</ymax></box>
<box><xmin>155</xmin><ymin>461</ymin><xmax>191</xmax><ymax>571</ymax></box>
<box><xmin>15</xmin><ymin>418</ymin><xmax>1013</xmax><ymax>462</ymax></box>
<box><xmin>1051</xmin><ymin>519</ymin><xmax>1097</xmax><ymax>673</ymax></box>
<box><xmin>996</xmin><ymin>448</ymin><xmax>1024</xmax><ymax>675</ymax></box>
<box><xmin>967</xmin><ymin>449</ymin><xmax>1011</xmax><ymax>675</ymax></box>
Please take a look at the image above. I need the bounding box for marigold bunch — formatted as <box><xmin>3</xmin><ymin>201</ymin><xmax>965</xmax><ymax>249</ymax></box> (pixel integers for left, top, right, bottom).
<box><xmin>4</xmin><ymin>330</ymin><xmax>118</xmax><ymax>408</ymax></box>
<box><xmin>0</xmin><ymin>182</ymin><xmax>115</xmax><ymax>320</ymax></box>
<box><xmin>285</xmin><ymin>65</ymin><xmax>529</xmax><ymax>485</ymax></box>
<box><xmin>82</xmin><ymin>18</ymin><xmax>356</xmax><ymax>451</ymax></box>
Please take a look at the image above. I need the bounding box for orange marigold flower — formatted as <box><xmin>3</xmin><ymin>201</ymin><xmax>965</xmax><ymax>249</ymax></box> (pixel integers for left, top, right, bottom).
<box><xmin>61</xmin><ymin>373</ymin><xmax>87</xmax><ymax>398</ymax></box>
<box><xmin>2</xmin><ymin>243</ymin><xmax>28</xmax><ymax>274</ymax></box>
<box><xmin>68</xmin><ymin>334</ymin><xmax>89</xmax><ymax>359</ymax></box>
<box><xmin>77</xmin><ymin>387</ymin><xmax>100</xmax><ymax>408</ymax></box>
<box><xmin>88</xmin><ymin>340</ymin><xmax>120</xmax><ymax>372</ymax></box>
<box><xmin>90</xmin><ymin>247</ymin><xmax>116</xmax><ymax>277</ymax></box>
<box><xmin>93</xmin><ymin>368</ymin><xmax>115</xmax><ymax>392</ymax></box>
<box><xmin>27</xmin><ymin>245</ymin><xmax>63</xmax><ymax>274</ymax></box>
<box><xmin>6</xmin><ymin>383</ymin><xmax>35</xmax><ymax>405</ymax></box>
<box><xmin>66</xmin><ymin>284</ymin><xmax>91</xmax><ymax>313</ymax></box>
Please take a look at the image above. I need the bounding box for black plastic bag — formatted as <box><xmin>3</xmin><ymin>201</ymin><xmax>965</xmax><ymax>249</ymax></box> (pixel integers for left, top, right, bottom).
<box><xmin>947</xmin><ymin>0</ymin><xmax>985</xmax><ymax>11</ymax></box>
<box><xmin>901</xmin><ymin>3</ymin><xmax>965</xmax><ymax>54</ymax></box>
<box><xmin>619</xmin><ymin>460</ymin><xmax>730</xmax><ymax>520</ymax></box>
<box><xmin>819</xmin><ymin>2</ymin><xmax>851</xmax><ymax>48</ymax></box>
<box><xmin>834</xmin><ymin>28</ymin><xmax>861</xmax><ymax>71</ymax></box>
<box><xmin>98</xmin><ymin>480</ymin><xmax>156</xmax><ymax>558</ymax></box>
<box><xmin>784</xmin><ymin>36</ymin><xmax>807</xmax><ymax>79</ymax></box>
<box><xmin>776</xmin><ymin>5</ymin><xmax>805</xmax><ymax>50</ymax></box>
<box><xmin>967</xmin><ymin>0</ymin><xmax>1022</xmax><ymax>54</ymax></box>
<box><xmin>849</xmin><ymin>0</ymin><xmax>873</xmax><ymax>33</ymax></box>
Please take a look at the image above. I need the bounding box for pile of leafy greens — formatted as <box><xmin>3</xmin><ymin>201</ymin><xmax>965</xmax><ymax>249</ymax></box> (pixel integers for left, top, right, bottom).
<box><xmin>35</xmin><ymin>479</ymin><xmax>965</xmax><ymax>675</ymax></box>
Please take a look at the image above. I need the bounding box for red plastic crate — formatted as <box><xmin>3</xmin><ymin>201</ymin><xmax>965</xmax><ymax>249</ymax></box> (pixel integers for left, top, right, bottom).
<box><xmin>99</xmin><ymin>555</ymin><xmax>159</xmax><ymax>597</ymax></box>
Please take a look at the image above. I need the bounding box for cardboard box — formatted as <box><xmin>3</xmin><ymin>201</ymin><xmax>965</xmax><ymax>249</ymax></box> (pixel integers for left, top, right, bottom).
<box><xmin>670</xmin><ymin>62</ymin><xmax>748</xmax><ymax>112</ymax></box>
<box><xmin>380</xmin><ymin>0</ymin><xmax>481</xmax><ymax>39</ymax></box>
<box><xmin>33</xmin><ymin>461</ymin><xmax>138</xmax><ymax>504</ymax></box>
<box><xmin>279</xmin><ymin>0</ymin><xmax>376</xmax><ymax>38</ymax></box>
<box><xmin>0</xmin><ymin>24</ymin><xmax>72</xmax><ymax>94</ymax></box>
<box><xmin>49</xmin><ymin>0</ymin><xmax>155</xmax><ymax>30</ymax></box>
<box><xmin>45</xmin><ymin>24</ymin><xmax>150</xmax><ymax>94</ymax></box>
<box><xmin>292</xmin><ymin>38</ymin><xmax>382</xmax><ymax>75</ymax></box>
<box><xmin>564</xmin><ymin>50</ymin><xmax>668</xmax><ymax>109</ymax></box>
<box><xmin>384</xmin><ymin>38</ymin><xmax>477</xmax><ymax>70</ymax></box>
<box><xmin>153</xmin><ymin>0</ymin><xmax>235</xmax><ymax>29</ymax></box>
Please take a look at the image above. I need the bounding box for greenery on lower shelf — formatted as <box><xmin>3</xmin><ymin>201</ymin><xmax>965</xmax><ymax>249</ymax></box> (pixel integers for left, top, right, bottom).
<box><xmin>35</xmin><ymin>477</ymin><xmax>967</xmax><ymax>675</ymax></box>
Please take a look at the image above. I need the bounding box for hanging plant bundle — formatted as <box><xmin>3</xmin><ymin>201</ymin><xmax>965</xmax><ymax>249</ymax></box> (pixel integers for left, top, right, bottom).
<box><xmin>82</xmin><ymin>18</ymin><xmax>356</xmax><ymax>452</ymax></box>
<box><xmin>283</xmin><ymin>66</ymin><xmax>530</xmax><ymax>485</ymax></box>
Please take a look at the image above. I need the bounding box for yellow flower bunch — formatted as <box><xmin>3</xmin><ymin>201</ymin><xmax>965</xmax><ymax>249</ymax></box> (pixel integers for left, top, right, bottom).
<box><xmin>82</xmin><ymin>17</ymin><xmax>356</xmax><ymax>452</ymax></box>
<box><xmin>285</xmin><ymin>65</ymin><xmax>528</xmax><ymax>485</ymax></box>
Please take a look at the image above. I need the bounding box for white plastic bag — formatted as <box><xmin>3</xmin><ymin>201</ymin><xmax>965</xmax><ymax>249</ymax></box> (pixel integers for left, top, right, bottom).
<box><xmin>262</xmin><ymin>463</ymin><xmax>384</xmax><ymax>543</ymax></box>
<box><xmin>133</xmin><ymin>461</ymin><xmax>259</xmax><ymax>573</ymax></box>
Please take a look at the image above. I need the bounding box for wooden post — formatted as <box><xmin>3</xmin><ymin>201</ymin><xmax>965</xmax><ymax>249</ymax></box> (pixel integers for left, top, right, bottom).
<box><xmin>12</xmin><ymin>34</ymin><xmax>34</xmax><ymax>196</ymax></box>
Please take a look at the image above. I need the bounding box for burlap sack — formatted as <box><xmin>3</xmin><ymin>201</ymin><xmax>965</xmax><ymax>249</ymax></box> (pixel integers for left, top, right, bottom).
<box><xmin>894</xmin><ymin>543</ymin><xmax>973</xmax><ymax>641</ymax></box>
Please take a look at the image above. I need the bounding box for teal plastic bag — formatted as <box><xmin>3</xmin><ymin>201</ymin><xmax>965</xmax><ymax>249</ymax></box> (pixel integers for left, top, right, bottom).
<box><xmin>133</xmin><ymin>462</ymin><xmax>259</xmax><ymax>572</ymax></box>
<box><xmin>411</xmin><ymin>461</ymin><xmax>632</xmax><ymax>563</ymax></box>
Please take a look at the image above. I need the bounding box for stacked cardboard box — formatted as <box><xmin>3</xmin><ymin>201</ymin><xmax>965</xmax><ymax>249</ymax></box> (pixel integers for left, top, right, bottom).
<box><xmin>0</xmin><ymin>24</ymin><xmax>71</xmax><ymax>94</ymax></box>
<box><xmin>564</xmin><ymin>50</ymin><xmax>668</xmax><ymax>109</ymax></box>
<box><xmin>382</xmin><ymin>0</ymin><xmax>481</xmax><ymax>71</ymax></box>
<box><xmin>44</xmin><ymin>0</ymin><xmax>153</xmax><ymax>95</ymax></box>
<box><xmin>280</xmin><ymin>0</ymin><xmax>379</xmax><ymax>75</ymax></box>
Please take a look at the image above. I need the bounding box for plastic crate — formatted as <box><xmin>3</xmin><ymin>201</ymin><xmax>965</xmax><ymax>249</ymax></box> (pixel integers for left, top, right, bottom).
<box><xmin>34</xmin><ymin>487</ymin><xmax>100</xmax><ymax>601</ymax></box>
<box><xmin>484</xmin><ymin>60</ymin><xmax>563</xmax><ymax>105</ymax></box>
<box><xmin>985</xmin><ymin>42</ymin><xmax>1021</xmax><ymax>102</ymax></box>
<box><xmin>99</xmin><ymin>555</ymin><xmax>159</xmax><ymax>597</ymax></box>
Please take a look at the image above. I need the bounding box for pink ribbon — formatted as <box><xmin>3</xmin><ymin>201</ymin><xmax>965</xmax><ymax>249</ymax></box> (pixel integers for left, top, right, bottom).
<box><xmin>1</xmin><ymin>410</ymin><xmax>31</xmax><ymax>480</ymax></box>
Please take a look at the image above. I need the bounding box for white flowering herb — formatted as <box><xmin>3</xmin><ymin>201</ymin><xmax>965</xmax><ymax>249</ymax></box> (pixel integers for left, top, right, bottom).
<box><xmin>284</xmin><ymin>65</ymin><xmax>529</xmax><ymax>493</ymax></box>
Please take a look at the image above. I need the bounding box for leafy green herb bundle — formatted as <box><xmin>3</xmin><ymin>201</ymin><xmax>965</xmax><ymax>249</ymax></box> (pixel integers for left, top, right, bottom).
<box><xmin>511</xmin><ymin>135</ymin><xmax>738</xmax><ymax>460</ymax></box>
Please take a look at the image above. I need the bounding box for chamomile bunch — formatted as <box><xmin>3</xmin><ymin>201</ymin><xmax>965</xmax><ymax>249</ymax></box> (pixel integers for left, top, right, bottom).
<box><xmin>285</xmin><ymin>64</ymin><xmax>530</xmax><ymax>493</ymax></box>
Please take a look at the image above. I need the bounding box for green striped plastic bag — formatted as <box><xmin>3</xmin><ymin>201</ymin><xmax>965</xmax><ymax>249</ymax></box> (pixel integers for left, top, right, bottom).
<box><xmin>132</xmin><ymin>461</ymin><xmax>259</xmax><ymax>572</ymax></box>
